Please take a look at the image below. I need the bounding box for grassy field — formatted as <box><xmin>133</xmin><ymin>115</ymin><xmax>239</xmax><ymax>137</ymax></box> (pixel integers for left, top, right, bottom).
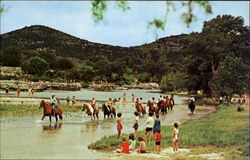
<box><xmin>89</xmin><ymin>104</ymin><xmax>249</xmax><ymax>159</ymax></box>
<box><xmin>0</xmin><ymin>104</ymin><xmax>83</xmax><ymax>117</ymax></box>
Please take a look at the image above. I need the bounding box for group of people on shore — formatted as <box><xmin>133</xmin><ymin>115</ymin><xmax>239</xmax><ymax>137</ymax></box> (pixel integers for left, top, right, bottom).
<box><xmin>116</xmin><ymin>111</ymin><xmax>180</xmax><ymax>154</ymax></box>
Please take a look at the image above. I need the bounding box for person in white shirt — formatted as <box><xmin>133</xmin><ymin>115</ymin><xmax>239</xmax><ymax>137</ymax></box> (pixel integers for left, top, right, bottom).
<box><xmin>50</xmin><ymin>94</ymin><xmax>57</xmax><ymax>116</ymax></box>
<box><xmin>144</xmin><ymin>112</ymin><xmax>154</xmax><ymax>141</ymax></box>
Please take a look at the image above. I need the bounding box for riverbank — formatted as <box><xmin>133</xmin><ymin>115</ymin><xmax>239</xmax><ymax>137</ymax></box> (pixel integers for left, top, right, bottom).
<box><xmin>89</xmin><ymin>104</ymin><xmax>249</xmax><ymax>159</ymax></box>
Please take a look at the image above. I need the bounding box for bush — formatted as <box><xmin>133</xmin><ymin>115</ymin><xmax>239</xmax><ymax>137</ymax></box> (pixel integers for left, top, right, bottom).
<box><xmin>21</xmin><ymin>56</ymin><xmax>49</xmax><ymax>76</ymax></box>
<box><xmin>81</xmin><ymin>81</ymin><xmax>89</xmax><ymax>88</ymax></box>
<box><xmin>138</xmin><ymin>72</ymin><xmax>151</xmax><ymax>82</ymax></box>
<box><xmin>54</xmin><ymin>57</ymin><xmax>74</xmax><ymax>70</ymax></box>
<box><xmin>0</xmin><ymin>47</ymin><xmax>21</xmax><ymax>67</ymax></box>
<box><xmin>52</xmin><ymin>77</ymin><xmax>67</xmax><ymax>83</ymax></box>
<box><xmin>0</xmin><ymin>74</ymin><xmax>19</xmax><ymax>80</ymax></box>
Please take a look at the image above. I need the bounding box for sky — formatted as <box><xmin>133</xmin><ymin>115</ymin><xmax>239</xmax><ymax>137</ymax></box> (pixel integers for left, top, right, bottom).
<box><xmin>1</xmin><ymin>1</ymin><xmax>249</xmax><ymax>47</ymax></box>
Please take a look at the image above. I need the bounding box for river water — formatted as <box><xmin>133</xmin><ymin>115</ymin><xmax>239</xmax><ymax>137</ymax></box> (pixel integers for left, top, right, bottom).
<box><xmin>0</xmin><ymin>89</ymin><xmax>215</xmax><ymax>159</ymax></box>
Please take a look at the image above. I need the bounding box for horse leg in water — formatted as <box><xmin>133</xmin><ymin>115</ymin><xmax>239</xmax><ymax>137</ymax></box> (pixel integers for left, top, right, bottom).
<box><xmin>55</xmin><ymin>115</ymin><xmax>58</xmax><ymax>122</ymax></box>
<box><xmin>41</xmin><ymin>115</ymin><xmax>45</xmax><ymax>121</ymax></box>
<box><xmin>49</xmin><ymin>116</ymin><xmax>52</xmax><ymax>123</ymax></box>
<box><xmin>96</xmin><ymin>113</ymin><xmax>99</xmax><ymax>120</ymax></box>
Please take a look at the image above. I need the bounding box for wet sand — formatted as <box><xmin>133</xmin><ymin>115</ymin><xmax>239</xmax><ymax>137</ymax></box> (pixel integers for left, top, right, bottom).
<box><xmin>0</xmin><ymin>101</ymin><xmax>216</xmax><ymax>159</ymax></box>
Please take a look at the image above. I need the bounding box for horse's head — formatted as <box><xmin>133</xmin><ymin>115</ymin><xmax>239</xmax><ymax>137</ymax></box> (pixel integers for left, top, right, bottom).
<box><xmin>39</xmin><ymin>100</ymin><xmax>46</xmax><ymax>109</ymax></box>
<box><xmin>82</xmin><ymin>104</ymin><xmax>87</xmax><ymax>111</ymax></box>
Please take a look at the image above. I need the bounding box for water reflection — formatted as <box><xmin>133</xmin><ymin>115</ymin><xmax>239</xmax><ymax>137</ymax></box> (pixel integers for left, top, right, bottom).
<box><xmin>42</xmin><ymin>123</ymin><xmax>63</xmax><ymax>131</ymax></box>
<box><xmin>84</xmin><ymin>121</ymin><xmax>99</xmax><ymax>133</ymax></box>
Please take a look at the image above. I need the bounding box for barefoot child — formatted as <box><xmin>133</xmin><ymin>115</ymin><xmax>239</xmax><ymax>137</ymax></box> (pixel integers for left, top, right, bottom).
<box><xmin>129</xmin><ymin>134</ymin><xmax>136</xmax><ymax>151</ymax></box>
<box><xmin>137</xmin><ymin>137</ymin><xmax>147</xmax><ymax>153</ymax></box>
<box><xmin>117</xmin><ymin>112</ymin><xmax>123</xmax><ymax>139</ymax></box>
<box><xmin>116</xmin><ymin>137</ymin><xmax>130</xmax><ymax>154</ymax></box>
<box><xmin>133</xmin><ymin>112</ymin><xmax>139</xmax><ymax>138</ymax></box>
<box><xmin>172</xmin><ymin>123</ymin><xmax>180</xmax><ymax>152</ymax></box>
<box><xmin>155</xmin><ymin>128</ymin><xmax>162</xmax><ymax>154</ymax></box>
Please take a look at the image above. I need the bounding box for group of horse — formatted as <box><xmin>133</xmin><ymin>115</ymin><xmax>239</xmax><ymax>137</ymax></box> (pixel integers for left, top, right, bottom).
<box><xmin>135</xmin><ymin>99</ymin><xmax>175</xmax><ymax>116</ymax></box>
<box><xmin>38</xmin><ymin>98</ymin><xmax>177</xmax><ymax>122</ymax></box>
<box><xmin>39</xmin><ymin>100</ymin><xmax>116</xmax><ymax>122</ymax></box>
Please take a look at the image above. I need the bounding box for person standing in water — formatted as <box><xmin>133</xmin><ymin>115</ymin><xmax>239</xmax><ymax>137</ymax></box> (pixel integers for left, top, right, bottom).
<box><xmin>123</xmin><ymin>93</ymin><xmax>127</xmax><ymax>103</ymax></box>
<box><xmin>132</xmin><ymin>93</ymin><xmax>135</xmax><ymax>103</ymax></box>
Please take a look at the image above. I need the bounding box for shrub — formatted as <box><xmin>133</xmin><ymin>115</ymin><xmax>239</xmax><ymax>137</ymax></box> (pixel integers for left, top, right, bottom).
<box><xmin>21</xmin><ymin>56</ymin><xmax>49</xmax><ymax>76</ymax></box>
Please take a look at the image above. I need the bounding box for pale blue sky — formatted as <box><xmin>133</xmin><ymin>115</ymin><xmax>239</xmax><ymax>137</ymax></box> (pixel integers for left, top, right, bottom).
<box><xmin>1</xmin><ymin>1</ymin><xmax>249</xmax><ymax>47</ymax></box>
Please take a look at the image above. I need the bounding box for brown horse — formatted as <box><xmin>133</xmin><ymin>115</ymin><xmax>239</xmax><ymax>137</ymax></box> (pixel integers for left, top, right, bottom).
<box><xmin>135</xmin><ymin>103</ymin><xmax>146</xmax><ymax>115</ymax></box>
<box><xmin>39</xmin><ymin>100</ymin><xmax>63</xmax><ymax>123</ymax></box>
<box><xmin>82</xmin><ymin>103</ymin><xmax>99</xmax><ymax>120</ymax></box>
<box><xmin>147</xmin><ymin>101</ymin><xmax>155</xmax><ymax>114</ymax></box>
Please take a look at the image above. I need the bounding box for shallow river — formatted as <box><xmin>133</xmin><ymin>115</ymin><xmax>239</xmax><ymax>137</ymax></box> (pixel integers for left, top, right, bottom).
<box><xmin>0</xmin><ymin>89</ymin><xmax>214</xmax><ymax>159</ymax></box>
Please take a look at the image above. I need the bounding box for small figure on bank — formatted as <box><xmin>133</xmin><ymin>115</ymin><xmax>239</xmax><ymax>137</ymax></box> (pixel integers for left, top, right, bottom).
<box><xmin>116</xmin><ymin>136</ymin><xmax>130</xmax><ymax>154</ymax></box>
<box><xmin>116</xmin><ymin>112</ymin><xmax>123</xmax><ymax>139</ymax></box>
<box><xmin>144</xmin><ymin>112</ymin><xmax>154</xmax><ymax>141</ymax></box>
<box><xmin>219</xmin><ymin>96</ymin><xmax>223</xmax><ymax>104</ymax></box>
<box><xmin>155</xmin><ymin>128</ymin><xmax>162</xmax><ymax>154</ymax></box>
<box><xmin>153</xmin><ymin>114</ymin><xmax>161</xmax><ymax>134</ymax></box>
<box><xmin>172</xmin><ymin>123</ymin><xmax>180</xmax><ymax>152</ymax></box>
<box><xmin>72</xmin><ymin>96</ymin><xmax>76</xmax><ymax>105</ymax></box>
<box><xmin>129</xmin><ymin>134</ymin><xmax>136</xmax><ymax>151</ymax></box>
<box><xmin>50</xmin><ymin>94</ymin><xmax>57</xmax><ymax>116</ymax></box>
<box><xmin>133</xmin><ymin>112</ymin><xmax>139</xmax><ymax>138</ymax></box>
<box><xmin>136</xmin><ymin>137</ymin><xmax>147</xmax><ymax>153</ymax></box>
<box><xmin>5</xmin><ymin>88</ymin><xmax>9</xmax><ymax>97</ymax></box>
<box><xmin>16</xmin><ymin>87</ymin><xmax>21</xmax><ymax>97</ymax></box>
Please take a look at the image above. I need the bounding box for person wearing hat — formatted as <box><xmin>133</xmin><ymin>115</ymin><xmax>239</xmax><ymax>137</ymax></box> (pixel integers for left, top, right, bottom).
<box><xmin>50</xmin><ymin>94</ymin><xmax>57</xmax><ymax>116</ymax></box>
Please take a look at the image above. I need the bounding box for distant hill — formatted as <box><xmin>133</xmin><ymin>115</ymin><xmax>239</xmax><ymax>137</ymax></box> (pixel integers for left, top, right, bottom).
<box><xmin>0</xmin><ymin>25</ymin><xmax>186</xmax><ymax>62</ymax></box>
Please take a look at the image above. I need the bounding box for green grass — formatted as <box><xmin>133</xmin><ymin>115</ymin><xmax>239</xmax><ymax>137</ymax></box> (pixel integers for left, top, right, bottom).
<box><xmin>88</xmin><ymin>104</ymin><xmax>249</xmax><ymax>158</ymax></box>
<box><xmin>0</xmin><ymin>104</ymin><xmax>82</xmax><ymax>117</ymax></box>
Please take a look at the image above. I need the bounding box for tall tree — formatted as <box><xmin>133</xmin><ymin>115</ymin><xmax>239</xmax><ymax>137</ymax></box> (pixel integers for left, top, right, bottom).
<box><xmin>209</xmin><ymin>55</ymin><xmax>248</xmax><ymax>100</ymax></box>
<box><xmin>181</xmin><ymin>15</ymin><xmax>249</xmax><ymax>93</ymax></box>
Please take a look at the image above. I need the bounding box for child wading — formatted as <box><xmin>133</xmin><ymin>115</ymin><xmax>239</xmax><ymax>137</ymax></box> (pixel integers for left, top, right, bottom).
<box><xmin>155</xmin><ymin>128</ymin><xmax>162</xmax><ymax>154</ymax></box>
<box><xmin>172</xmin><ymin>123</ymin><xmax>180</xmax><ymax>152</ymax></box>
<box><xmin>133</xmin><ymin>112</ymin><xmax>139</xmax><ymax>138</ymax></box>
<box><xmin>116</xmin><ymin>112</ymin><xmax>123</xmax><ymax>139</ymax></box>
<box><xmin>116</xmin><ymin>137</ymin><xmax>130</xmax><ymax>154</ymax></box>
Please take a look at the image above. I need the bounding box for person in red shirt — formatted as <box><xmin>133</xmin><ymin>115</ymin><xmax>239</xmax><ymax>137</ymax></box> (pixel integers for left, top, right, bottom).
<box><xmin>155</xmin><ymin>128</ymin><xmax>162</xmax><ymax>154</ymax></box>
<box><xmin>116</xmin><ymin>137</ymin><xmax>130</xmax><ymax>154</ymax></box>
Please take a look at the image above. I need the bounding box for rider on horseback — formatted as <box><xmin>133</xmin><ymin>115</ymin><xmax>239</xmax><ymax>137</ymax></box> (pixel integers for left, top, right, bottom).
<box><xmin>50</xmin><ymin>94</ymin><xmax>57</xmax><ymax>116</ymax></box>
<box><xmin>91</xmin><ymin>97</ymin><xmax>97</xmax><ymax>108</ymax></box>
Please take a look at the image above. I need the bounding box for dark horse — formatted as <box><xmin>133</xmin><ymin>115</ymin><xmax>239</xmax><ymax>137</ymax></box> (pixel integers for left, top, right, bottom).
<box><xmin>82</xmin><ymin>103</ymin><xmax>99</xmax><ymax>120</ymax></box>
<box><xmin>169</xmin><ymin>99</ymin><xmax>174</xmax><ymax>110</ymax></box>
<box><xmin>135</xmin><ymin>103</ymin><xmax>146</xmax><ymax>116</ymax></box>
<box><xmin>39</xmin><ymin>100</ymin><xmax>63</xmax><ymax>123</ymax></box>
<box><xmin>102</xmin><ymin>104</ymin><xmax>116</xmax><ymax>118</ymax></box>
<box><xmin>188</xmin><ymin>100</ymin><xmax>196</xmax><ymax>114</ymax></box>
